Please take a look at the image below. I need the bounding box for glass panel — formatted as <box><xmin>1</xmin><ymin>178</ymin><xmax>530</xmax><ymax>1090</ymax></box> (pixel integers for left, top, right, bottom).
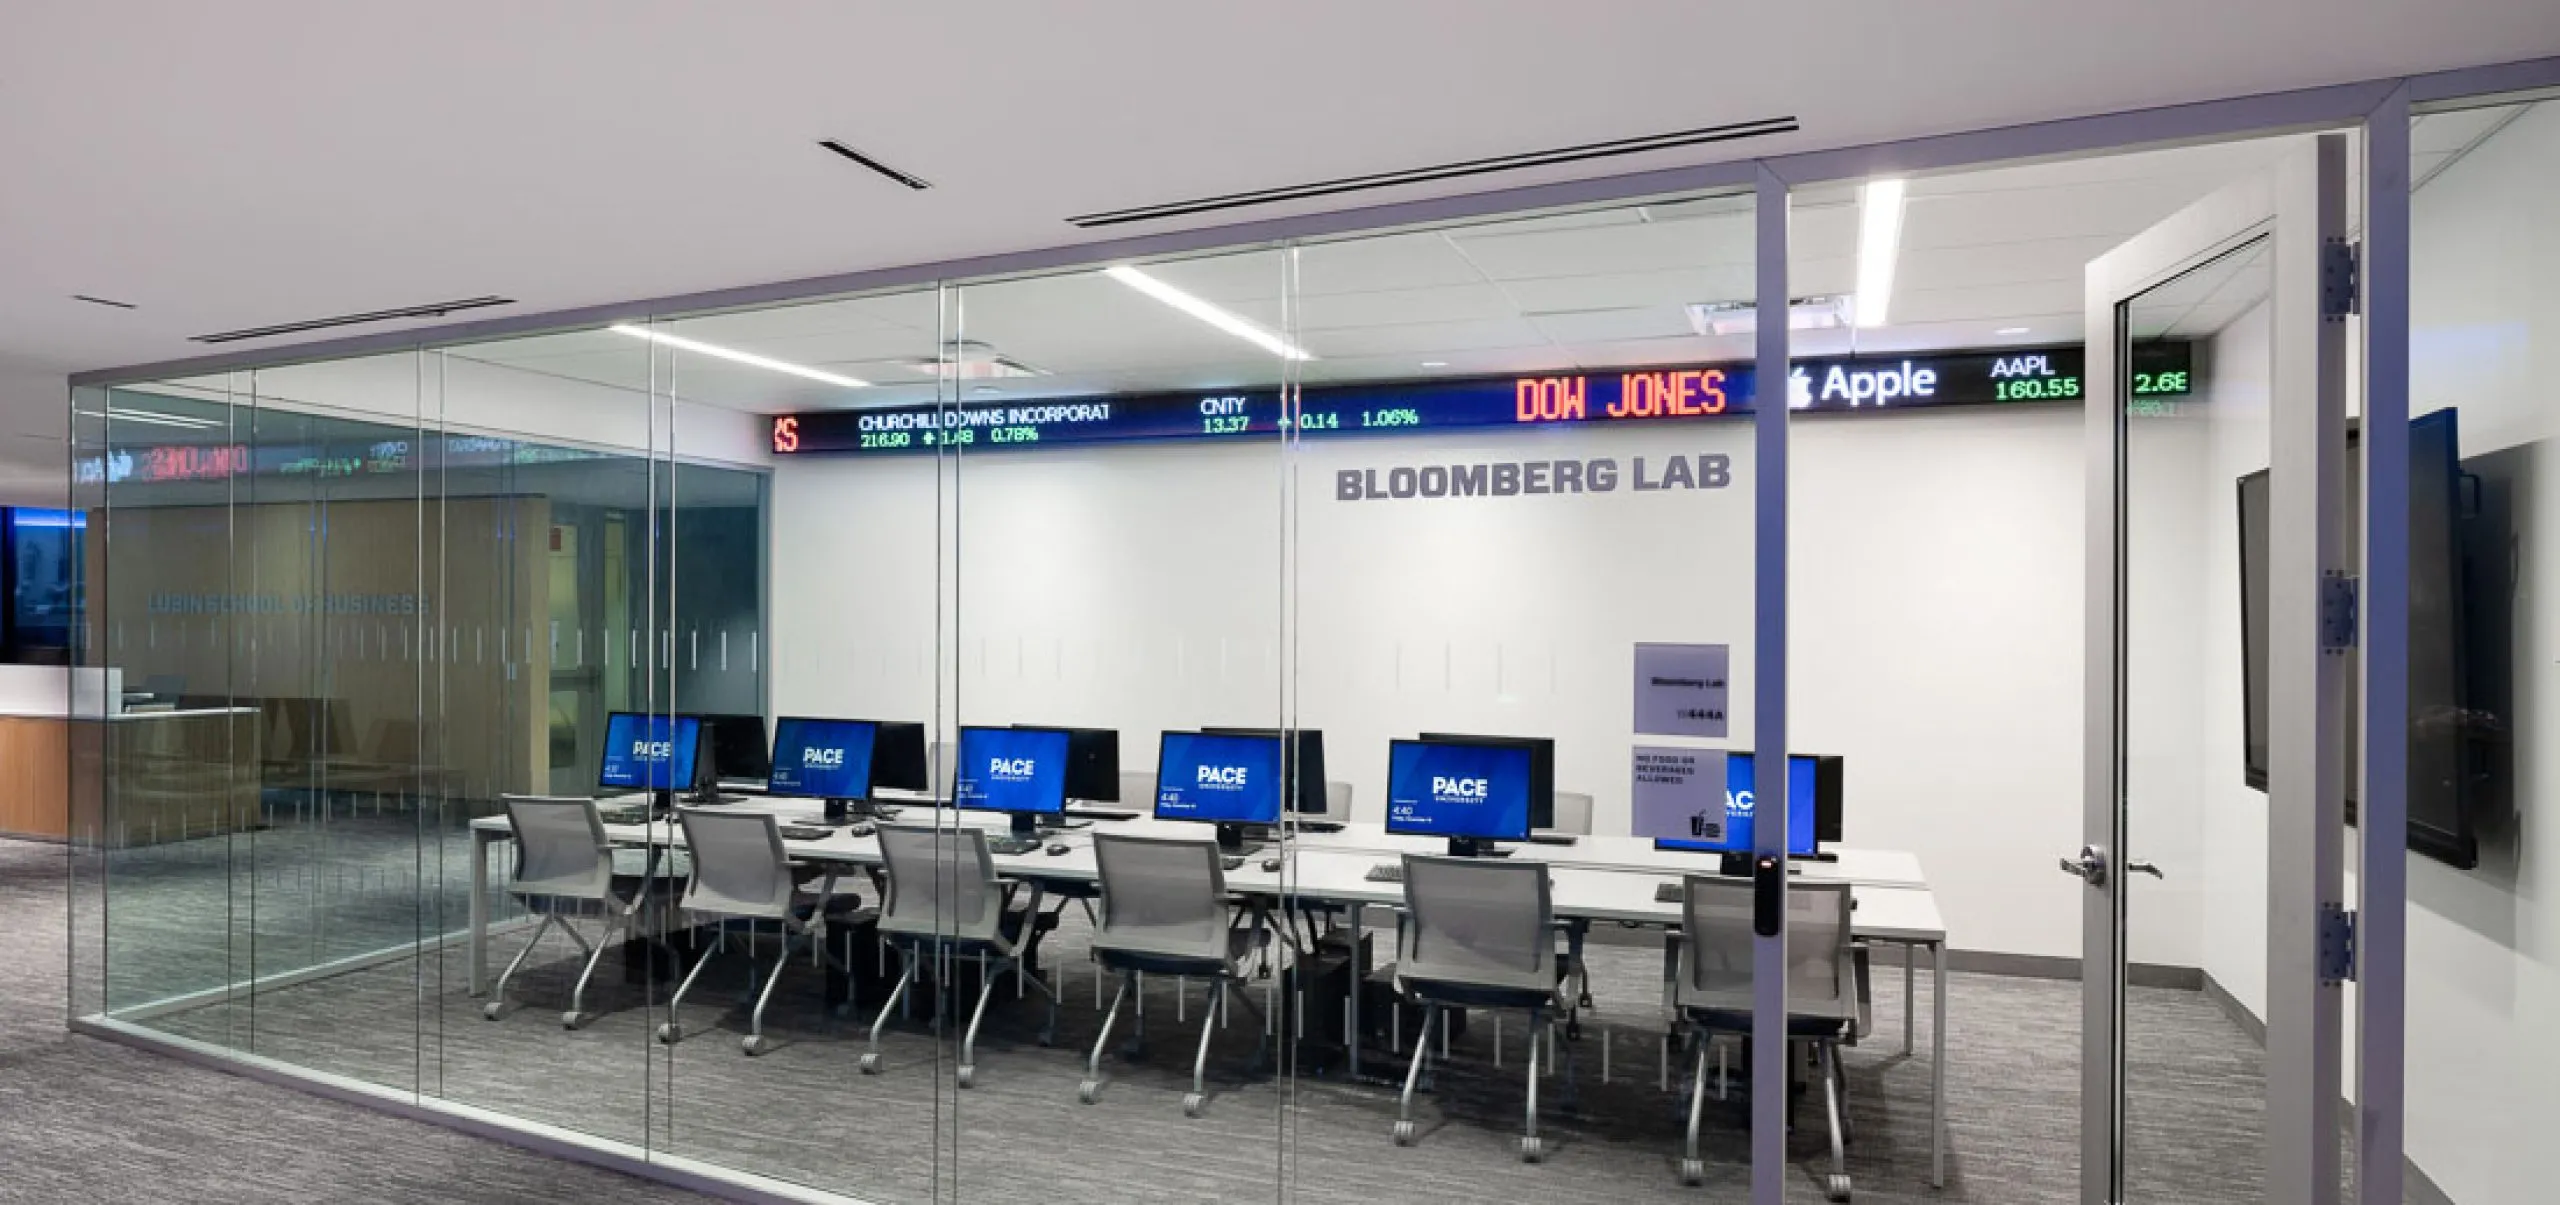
<box><xmin>2402</xmin><ymin>92</ymin><xmax>2554</xmax><ymax>1205</ymax></box>
<box><xmin>642</xmin><ymin>287</ymin><xmax>948</xmax><ymax>1203</ymax></box>
<box><xmin>1276</xmin><ymin>193</ymin><xmax>1758</xmax><ymax>1199</ymax></box>
<box><xmin>418</xmin><ymin>334</ymin><xmax>665</xmax><ymax>1149</ymax></box>
<box><xmin>2119</xmin><ymin>236</ymin><xmax>2274</xmax><ymax>1202</ymax></box>
<box><xmin>945</xmin><ymin>248</ymin><xmax>1292</xmax><ymax>1202</ymax></box>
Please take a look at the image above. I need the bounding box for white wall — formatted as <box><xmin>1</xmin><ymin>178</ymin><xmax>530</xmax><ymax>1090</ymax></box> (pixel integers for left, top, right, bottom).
<box><xmin>0</xmin><ymin>355</ymin><xmax>67</xmax><ymax>507</ymax></box>
<box><xmin>774</xmin><ymin>403</ymin><xmax>2130</xmax><ymax>965</ymax></box>
<box><xmin>2395</xmin><ymin>99</ymin><xmax>2560</xmax><ymax>1205</ymax></box>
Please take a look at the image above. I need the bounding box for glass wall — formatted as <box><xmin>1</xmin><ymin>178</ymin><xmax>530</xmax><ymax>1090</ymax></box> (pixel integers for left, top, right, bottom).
<box><xmin>54</xmin><ymin>108</ymin><xmax>2462</xmax><ymax>1204</ymax></box>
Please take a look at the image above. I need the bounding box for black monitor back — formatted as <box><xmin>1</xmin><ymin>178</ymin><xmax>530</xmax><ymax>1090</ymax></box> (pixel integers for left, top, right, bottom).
<box><xmin>1202</xmin><ymin>727</ymin><xmax>1328</xmax><ymax>816</ymax></box>
<box><xmin>1418</xmin><ymin>732</ymin><xmax>1554</xmax><ymax>830</ymax></box>
<box><xmin>700</xmin><ymin>713</ymin><xmax>772</xmax><ymax>782</ymax></box>
<box><xmin>868</xmin><ymin>721</ymin><xmax>930</xmax><ymax>792</ymax></box>
<box><xmin>1809</xmin><ymin>754</ymin><xmax>1845</xmax><ymax>844</ymax></box>
<box><xmin>1032</xmin><ymin>726</ymin><xmax>1121</xmax><ymax>801</ymax></box>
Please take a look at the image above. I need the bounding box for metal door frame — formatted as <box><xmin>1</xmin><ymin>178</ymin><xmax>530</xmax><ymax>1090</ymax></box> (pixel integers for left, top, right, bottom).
<box><xmin>2082</xmin><ymin>133</ymin><xmax>2350</xmax><ymax>1205</ymax></box>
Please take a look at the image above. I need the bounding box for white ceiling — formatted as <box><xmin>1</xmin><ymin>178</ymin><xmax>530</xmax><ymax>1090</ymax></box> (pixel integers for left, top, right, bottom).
<box><xmin>4</xmin><ymin>0</ymin><xmax>2556</xmax><ymax>386</ymax></box>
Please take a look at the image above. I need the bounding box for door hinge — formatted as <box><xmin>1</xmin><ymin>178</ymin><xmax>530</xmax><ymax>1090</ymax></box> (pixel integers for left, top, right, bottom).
<box><xmin>2319</xmin><ymin>904</ymin><xmax>2358</xmax><ymax>984</ymax></box>
<box><xmin>2321</xmin><ymin>572</ymin><xmax>2359</xmax><ymax>652</ymax></box>
<box><xmin>2321</xmin><ymin>239</ymin><xmax>2361</xmax><ymax>320</ymax></box>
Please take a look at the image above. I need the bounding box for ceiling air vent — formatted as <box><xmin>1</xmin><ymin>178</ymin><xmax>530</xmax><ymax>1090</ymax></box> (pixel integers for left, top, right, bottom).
<box><xmin>191</xmin><ymin>296</ymin><xmax>516</xmax><ymax>344</ymax></box>
<box><xmin>1065</xmin><ymin>115</ymin><xmax>1799</xmax><ymax>228</ymax></box>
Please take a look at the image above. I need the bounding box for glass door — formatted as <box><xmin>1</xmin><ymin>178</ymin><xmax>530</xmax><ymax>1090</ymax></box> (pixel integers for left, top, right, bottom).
<box><xmin>2082</xmin><ymin>132</ymin><xmax>2351</xmax><ymax>1205</ymax></box>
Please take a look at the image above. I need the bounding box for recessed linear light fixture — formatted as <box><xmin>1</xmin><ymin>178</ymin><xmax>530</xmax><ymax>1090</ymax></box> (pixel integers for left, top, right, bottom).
<box><xmin>108</xmin><ymin>408</ymin><xmax>226</xmax><ymax>430</ymax></box>
<box><xmin>608</xmin><ymin>324</ymin><xmax>869</xmax><ymax>388</ymax></box>
<box><xmin>1996</xmin><ymin>326</ymin><xmax>2031</xmax><ymax>336</ymax></box>
<box><xmin>1103</xmin><ymin>265</ymin><xmax>1313</xmax><ymax>361</ymax></box>
<box><xmin>1421</xmin><ymin>361</ymin><xmax>1450</xmax><ymax>368</ymax></box>
<box><xmin>1854</xmin><ymin>178</ymin><xmax>1907</xmax><ymax>330</ymax></box>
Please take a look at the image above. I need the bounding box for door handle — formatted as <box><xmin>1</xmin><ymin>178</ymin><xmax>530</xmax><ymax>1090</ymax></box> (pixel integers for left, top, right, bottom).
<box><xmin>2059</xmin><ymin>844</ymin><xmax>2108</xmax><ymax>887</ymax></box>
<box><xmin>2125</xmin><ymin>859</ymin><xmax>2164</xmax><ymax>880</ymax></box>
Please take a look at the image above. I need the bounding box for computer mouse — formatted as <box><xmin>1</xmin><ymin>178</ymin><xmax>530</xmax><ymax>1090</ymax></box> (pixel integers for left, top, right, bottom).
<box><xmin>1260</xmin><ymin>857</ymin><xmax>1283</xmax><ymax>873</ymax></box>
<box><xmin>847</xmin><ymin>821</ymin><xmax>875</xmax><ymax>837</ymax></box>
<box><xmin>1046</xmin><ymin>842</ymin><xmax>1071</xmax><ymax>856</ymax></box>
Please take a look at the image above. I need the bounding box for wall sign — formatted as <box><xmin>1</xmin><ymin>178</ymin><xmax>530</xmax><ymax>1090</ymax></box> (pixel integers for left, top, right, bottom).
<box><xmin>1334</xmin><ymin>454</ymin><xmax>1729</xmax><ymax>502</ymax></box>
<box><xmin>1634</xmin><ymin>642</ymin><xmax>1730</xmax><ymax>737</ymax></box>
<box><xmin>769</xmin><ymin>341</ymin><xmax>2195</xmax><ymax>457</ymax></box>
<box><xmin>1631</xmin><ymin>746</ymin><xmax>1728</xmax><ymax>843</ymax></box>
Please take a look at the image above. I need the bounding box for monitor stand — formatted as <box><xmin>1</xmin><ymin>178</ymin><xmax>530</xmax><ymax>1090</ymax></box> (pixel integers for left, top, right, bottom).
<box><xmin>990</xmin><ymin>813</ymin><xmax>1048</xmax><ymax>856</ymax></box>
<box><xmin>1216</xmin><ymin>823</ymin><xmax>1267</xmax><ymax>858</ymax></box>
<box><xmin>1443</xmin><ymin>837</ymin><xmax>1515</xmax><ymax>859</ymax></box>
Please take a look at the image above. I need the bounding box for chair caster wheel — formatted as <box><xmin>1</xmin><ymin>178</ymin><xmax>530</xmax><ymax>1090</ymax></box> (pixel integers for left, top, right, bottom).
<box><xmin>655</xmin><ymin>1023</ymin><xmax>681</xmax><ymax>1045</ymax></box>
<box><xmin>1825</xmin><ymin>1173</ymin><xmax>1851</xmax><ymax>1201</ymax></box>
<box><xmin>1392</xmin><ymin>1120</ymin><xmax>1416</xmax><ymax>1147</ymax></box>
<box><xmin>1519</xmin><ymin>1136</ymin><xmax>1546</xmax><ymax>1163</ymax></box>
<box><xmin>1680</xmin><ymin>1158</ymin><xmax>1704</xmax><ymax>1186</ymax></box>
<box><xmin>1078</xmin><ymin>1079</ymin><xmax>1101</xmax><ymax>1104</ymax></box>
<box><xmin>561</xmin><ymin>1011</ymin><xmax>587</xmax><ymax>1031</ymax></box>
<box><xmin>858</xmin><ymin>1052</ymin><xmax>882</xmax><ymax>1075</ymax></box>
<box><xmin>481</xmin><ymin>1002</ymin><xmax>503</xmax><ymax>1021</ymax></box>
<box><xmin>741</xmin><ymin>1035</ymin><xmax>770</xmax><ymax>1057</ymax></box>
<box><xmin>1182</xmin><ymin>1092</ymin><xmax>1205</xmax><ymax>1118</ymax></box>
<box><xmin>1578</xmin><ymin>992</ymin><xmax>1594</xmax><ymax>1010</ymax></box>
<box><xmin>956</xmin><ymin>1064</ymin><xmax>975</xmax><ymax>1088</ymax></box>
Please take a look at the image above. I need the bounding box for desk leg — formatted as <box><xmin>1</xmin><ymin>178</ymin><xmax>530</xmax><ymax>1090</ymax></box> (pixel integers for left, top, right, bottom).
<box><xmin>1346</xmin><ymin>901</ymin><xmax>1363</xmax><ymax>1080</ymax></box>
<box><xmin>468</xmin><ymin>826</ymin><xmax>497</xmax><ymax>997</ymax></box>
<box><xmin>1932</xmin><ymin>939</ymin><xmax>1947</xmax><ymax>1189</ymax></box>
<box><xmin>1904</xmin><ymin>940</ymin><xmax>1915</xmax><ymax>1054</ymax></box>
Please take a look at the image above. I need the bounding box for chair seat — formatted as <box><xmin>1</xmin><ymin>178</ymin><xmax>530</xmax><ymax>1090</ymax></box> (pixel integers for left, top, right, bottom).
<box><xmin>1094</xmin><ymin>928</ymin><xmax>1260</xmax><ymax>978</ymax></box>
<box><xmin>517</xmin><ymin>874</ymin><xmax>675</xmax><ymax>916</ymax></box>
<box><xmin>885</xmin><ymin>905</ymin><xmax>1031</xmax><ymax>954</ymax></box>
<box><xmin>1402</xmin><ymin>977</ymin><xmax>1559</xmax><ymax>1013</ymax></box>
<box><xmin>1686</xmin><ymin>1007</ymin><xmax>1853</xmax><ymax>1039</ymax></box>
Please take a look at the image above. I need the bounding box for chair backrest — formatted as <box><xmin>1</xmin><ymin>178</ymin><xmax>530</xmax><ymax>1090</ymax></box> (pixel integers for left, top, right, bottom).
<box><xmin>1324</xmin><ymin>780</ymin><xmax>1353</xmax><ymax>819</ymax></box>
<box><xmin>1548</xmin><ymin>790</ymin><xmax>1594</xmax><ymax>836</ymax></box>
<box><xmin>502</xmin><ymin>795</ymin><xmax>614</xmax><ymax>902</ymax></box>
<box><xmin>1678</xmin><ymin>877</ymin><xmax>1855</xmax><ymax>1016</ymax></box>
<box><xmin>875</xmin><ymin>823</ymin><xmax>1004</xmax><ymax>943</ymax></box>
<box><xmin>1398</xmin><ymin>854</ymin><xmax>1555</xmax><ymax>996</ymax></box>
<box><xmin>673</xmin><ymin>808</ymin><xmax>797</xmax><ymax>920</ymax></box>
<box><xmin>1091</xmin><ymin>833</ymin><xmax>1229</xmax><ymax>964</ymax></box>
<box><xmin>1118</xmin><ymin>770</ymin><xmax>1159</xmax><ymax>810</ymax></box>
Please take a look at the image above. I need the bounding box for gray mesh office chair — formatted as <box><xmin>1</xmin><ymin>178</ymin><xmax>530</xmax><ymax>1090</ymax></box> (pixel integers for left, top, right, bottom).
<box><xmin>1391</xmin><ymin>854</ymin><xmax>1574</xmax><ymax>1162</ymax></box>
<box><xmin>655</xmin><ymin>807</ymin><xmax>861</xmax><ymax>1056</ymax></box>
<box><xmin>1078</xmin><ymin>833</ymin><xmax>1269</xmax><ymax>1117</ymax></box>
<box><xmin>864</xmin><ymin>823</ymin><xmax>1057</xmax><ymax>1087</ymax></box>
<box><xmin>486</xmin><ymin>795</ymin><xmax>671</xmax><ymax>1029</ymax></box>
<box><xmin>1544</xmin><ymin>789</ymin><xmax>1597</xmax><ymax>1016</ymax></box>
<box><xmin>1674</xmin><ymin>876</ymin><xmax>1858</xmax><ymax>1200</ymax></box>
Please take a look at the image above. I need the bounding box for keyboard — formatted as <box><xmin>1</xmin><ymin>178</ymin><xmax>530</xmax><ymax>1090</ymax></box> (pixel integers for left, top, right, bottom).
<box><xmin>779</xmin><ymin>826</ymin><xmax>832</xmax><ymax>842</ymax></box>
<box><xmin>1222</xmin><ymin>855</ymin><xmax>1246</xmax><ymax>871</ymax></box>
<box><xmin>1364</xmin><ymin>863</ymin><xmax>1403</xmax><ymax>883</ymax></box>
<box><xmin>598</xmin><ymin>807</ymin><xmax>656</xmax><ymax>826</ymax></box>
<box><xmin>989</xmin><ymin>836</ymin><xmax>1045</xmax><ymax>856</ymax></box>
<box><xmin>1655</xmin><ymin>882</ymin><xmax>1685</xmax><ymax>904</ymax></box>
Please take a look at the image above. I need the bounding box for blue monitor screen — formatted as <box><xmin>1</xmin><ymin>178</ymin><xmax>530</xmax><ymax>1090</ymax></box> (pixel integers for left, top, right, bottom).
<box><xmin>768</xmin><ymin>717</ymin><xmax>877</xmax><ymax>799</ymax></box>
<box><xmin>1385</xmin><ymin>739</ymin><xmax>1533</xmax><ymax>841</ymax></box>
<box><xmin>1154</xmin><ymin>731</ymin><xmax>1284</xmax><ymax>825</ymax></box>
<box><xmin>954</xmin><ymin>726</ymin><xmax>1070</xmax><ymax>816</ymax></box>
<box><xmin>598</xmin><ymin>712</ymin><xmax>703</xmax><ymax>792</ymax></box>
<box><xmin>1658</xmin><ymin>754</ymin><xmax>1819</xmax><ymax>856</ymax></box>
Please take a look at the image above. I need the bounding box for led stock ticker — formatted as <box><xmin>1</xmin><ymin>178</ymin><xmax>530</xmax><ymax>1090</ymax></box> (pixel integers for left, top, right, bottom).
<box><xmin>769</xmin><ymin>342</ymin><xmax>2193</xmax><ymax>456</ymax></box>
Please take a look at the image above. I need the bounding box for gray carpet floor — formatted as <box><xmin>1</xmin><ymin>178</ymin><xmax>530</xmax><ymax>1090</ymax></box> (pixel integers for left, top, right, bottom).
<box><xmin>30</xmin><ymin>811</ymin><xmax>2280</xmax><ymax>1203</ymax></box>
<box><xmin>0</xmin><ymin>837</ymin><xmax>714</xmax><ymax>1205</ymax></box>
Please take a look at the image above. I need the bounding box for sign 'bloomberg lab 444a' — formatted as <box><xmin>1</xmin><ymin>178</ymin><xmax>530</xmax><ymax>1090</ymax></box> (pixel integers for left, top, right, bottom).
<box><xmin>767</xmin><ymin>342</ymin><xmax>2193</xmax><ymax>457</ymax></box>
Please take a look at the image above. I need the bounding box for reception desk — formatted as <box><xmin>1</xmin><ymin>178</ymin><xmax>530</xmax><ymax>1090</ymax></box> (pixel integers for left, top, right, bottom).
<box><xmin>3</xmin><ymin>708</ymin><xmax>263</xmax><ymax>846</ymax></box>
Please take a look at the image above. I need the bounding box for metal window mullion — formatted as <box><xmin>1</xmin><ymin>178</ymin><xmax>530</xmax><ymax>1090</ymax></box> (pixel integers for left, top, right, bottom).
<box><xmin>1748</xmin><ymin>163</ymin><xmax>1791</xmax><ymax>1205</ymax></box>
<box><xmin>2356</xmin><ymin>87</ymin><xmax>2413</xmax><ymax>1205</ymax></box>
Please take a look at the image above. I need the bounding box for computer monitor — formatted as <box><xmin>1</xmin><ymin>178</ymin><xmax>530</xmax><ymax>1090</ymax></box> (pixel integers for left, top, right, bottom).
<box><xmin>1810</xmin><ymin>753</ymin><xmax>1845</xmax><ymax>844</ymax></box>
<box><xmin>1385</xmin><ymin>737</ymin><xmax>1535</xmax><ymax>857</ymax></box>
<box><xmin>767</xmin><ymin>717</ymin><xmax>878</xmax><ymax>820</ymax></box>
<box><xmin>1202</xmin><ymin>726</ymin><xmax>1329</xmax><ymax>817</ymax></box>
<box><xmin>956</xmin><ymin>725</ymin><xmax>1071</xmax><ymax>841</ymax></box>
<box><xmin>1654</xmin><ymin>753</ymin><xmax>1821</xmax><ymax>859</ymax></box>
<box><xmin>1418</xmin><ymin>732</ymin><xmax>1554</xmax><ymax>830</ymax></box>
<box><xmin>1022</xmin><ymin>725</ymin><xmax>1120</xmax><ymax>802</ymax></box>
<box><xmin>699</xmin><ymin>713</ymin><xmax>772</xmax><ymax>785</ymax></box>
<box><xmin>867</xmin><ymin>721</ymin><xmax>930</xmax><ymax>793</ymax></box>
<box><xmin>1154</xmin><ymin>730</ymin><xmax>1284</xmax><ymax>853</ymax></box>
<box><xmin>598</xmin><ymin>711</ymin><xmax>704</xmax><ymax>803</ymax></box>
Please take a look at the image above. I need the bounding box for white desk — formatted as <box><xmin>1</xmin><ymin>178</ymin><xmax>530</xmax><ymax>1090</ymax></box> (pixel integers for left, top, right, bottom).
<box><xmin>466</xmin><ymin>800</ymin><xmax>1948</xmax><ymax>1186</ymax></box>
